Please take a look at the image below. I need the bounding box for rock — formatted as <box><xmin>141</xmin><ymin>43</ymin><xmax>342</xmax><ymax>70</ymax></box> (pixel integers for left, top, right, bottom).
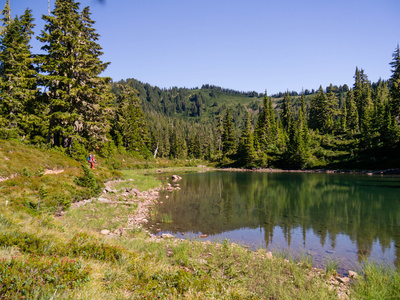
<box><xmin>161</xmin><ymin>233</ymin><xmax>175</xmax><ymax>239</ymax></box>
<box><xmin>337</xmin><ymin>276</ymin><xmax>350</xmax><ymax>284</ymax></box>
<box><xmin>101</xmin><ymin>229</ymin><xmax>110</xmax><ymax>235</ymax></box>
<box><xmin>104</xmin><ymin>187</ymin><xmax>117</xmax><ymax>193</ymax></box>
<box><xmin>348</xmin><ymin>270</ymin><xmax>358</xmax><ymax>279</ymax></box>
<box><xmin>172</xmin><ymin>175</ymin><xmax>182</xmax><ymax>181</ymax></box>
<box><xmin>98</xmin><ymin>197</ymin><xmax>110</xmax><ymax>203</ymax></box>
<box><xmin>265</xmin><ymin>251</ymin><xmax>273</xmax><ymax>260</ymax></box>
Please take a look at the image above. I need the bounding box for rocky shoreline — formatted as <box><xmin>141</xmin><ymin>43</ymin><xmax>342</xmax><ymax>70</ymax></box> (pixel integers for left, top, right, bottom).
<box><xmin>66</xmin><ymin>170</ymin><xmax>360</xmax><ymax>299</ymax></box>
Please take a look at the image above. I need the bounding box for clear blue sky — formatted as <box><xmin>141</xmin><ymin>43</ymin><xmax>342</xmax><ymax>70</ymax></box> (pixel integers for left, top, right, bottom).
<box><xmin>5</xmin><ymin>0</ymin><xmax>400</xmax><ymax>94</ymax></box>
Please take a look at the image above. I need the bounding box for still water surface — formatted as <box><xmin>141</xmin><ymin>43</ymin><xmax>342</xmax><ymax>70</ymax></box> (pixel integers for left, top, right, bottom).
<box><xmin>147</xmin><ymin>171</ymin><xmax>400</xmax><ymax>274</ymax></box>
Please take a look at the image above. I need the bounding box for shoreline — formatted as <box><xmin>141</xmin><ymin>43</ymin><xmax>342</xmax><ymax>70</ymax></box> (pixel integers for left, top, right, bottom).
<box><xmin>215</xmin><ymin>167</ymin><xmax>400</xmax><ymax>175</ymax></box>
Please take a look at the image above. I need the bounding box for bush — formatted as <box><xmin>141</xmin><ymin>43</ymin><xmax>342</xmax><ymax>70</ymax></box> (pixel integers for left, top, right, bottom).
<box><xmin>68</xmin><ymin>232</ymin><xmax>123</xmax><ymax>262</ymax></box>
<box><xmin>0</xmin><ymin>256</ymin><xmax>91</xmax><ymax>299</ymax></box>
<box><xmin>0</xmin><ymin>128</ymin><xmax>19</xmax><ymax>140</ymax></box>
<box><xmin>68</xmin><ymin>141</ymin><xmax>87</xmax><ymax>163</ymax></box>
<box><xmin>74</xmin><ymin>164</ymin><xmax>103</xmax><ymax>196</ymax></box>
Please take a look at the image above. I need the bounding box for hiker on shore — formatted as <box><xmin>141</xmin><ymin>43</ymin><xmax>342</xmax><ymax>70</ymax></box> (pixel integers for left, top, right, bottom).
<box><xmin>90</xmin><ymin>155</ymin><xmax>96</xmax><ymax>169</ymax></box>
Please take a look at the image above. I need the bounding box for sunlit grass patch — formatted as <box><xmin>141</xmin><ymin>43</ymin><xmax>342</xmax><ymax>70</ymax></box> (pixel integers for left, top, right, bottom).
<box><xmin>64</xmin><ymin>202</ymin><xmax>137</xmax><ymax>233</ymax></box>
<box><xmin>351</xmin><ymin>260</ymin><xmax>400</xmax><ymax>299</ymax></box>
<box><xmin>117</xmin><ymin>170</ymin><xmax>161</xmax><ymax>191</ymax></box>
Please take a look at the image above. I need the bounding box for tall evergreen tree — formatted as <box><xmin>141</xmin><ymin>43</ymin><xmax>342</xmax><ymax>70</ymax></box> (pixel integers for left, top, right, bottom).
<box><xmin>37</xmin><ymin>0</ymin><xmax>113</xmax><ymax>149</ymax></box>
<box><xmin>238</xmin><ymin>112</ymin><xmax>256</xmax><ymax>167</ymax></box>
<box><xmin>254</xmin><ymin>94</ymin><xmax>273</xmax><ymax>151</ymax></box>
<box><xmin>0</xmin><ymin>7</ymin><xmax>38</xmax><ymax>137</ymax></box>
<box><xmin>222</xmin><ymin>109</ymin><xmax>236</xmax><ymax>156</ymax></box>
<box><xmin>353</xmin><ymin>67</ymin><xmax>371</xmax><ymax>128</ymax></box>
<box><xmin>0</xmin><ymin>0</ymin><xmax>11</xmax><ymax>33</ymax></box>
<box><xmin>344</xmin><ymin>90</ymin><xmax>358</xmax><ymax>132</ymax></box>
<box><xmin>280</xmin><ymin>92</ymin><xmax>292</xmax><ymax>131</ymax></box>
<box><xmin>309</xmin><ymin>86</ymin><xmax>331</xmax><ymax>133</ymax></box>
<box><xmin>389</xmin><ymin>45</ymin><xmax>400</xmax><ymax>117</ymax></box>
<box><xmin>112</xmin><ymin>84</ymin><xmax>149</xmax><ymax>155</ymax></box>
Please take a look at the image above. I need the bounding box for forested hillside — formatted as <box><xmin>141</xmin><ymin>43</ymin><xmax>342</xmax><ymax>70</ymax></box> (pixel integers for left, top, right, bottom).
<box><xmin>0</xmin><ymin>0</ymin><xmax>399</xmax><ymax>170</ymax></box>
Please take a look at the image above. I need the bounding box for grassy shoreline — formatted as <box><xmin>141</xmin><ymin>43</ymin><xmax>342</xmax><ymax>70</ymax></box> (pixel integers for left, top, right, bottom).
<box><xmin>1</xmin><ymin>140</ymin><xmax>400</xmax><ymax>299</ymax></box>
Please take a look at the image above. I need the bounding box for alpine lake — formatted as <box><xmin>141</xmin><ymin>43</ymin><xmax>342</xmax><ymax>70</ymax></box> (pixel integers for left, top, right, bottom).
<box><xmin>146</xmin><ymin>171</ymin><xmax>400</xmax><ymax>275</ymax></box>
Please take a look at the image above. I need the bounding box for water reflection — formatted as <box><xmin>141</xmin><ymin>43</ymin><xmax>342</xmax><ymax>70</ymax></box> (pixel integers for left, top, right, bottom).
<box><xmin>148</xmin><ymin>172</ymin><xmax>400</xmax><ymax>271</ymax></box>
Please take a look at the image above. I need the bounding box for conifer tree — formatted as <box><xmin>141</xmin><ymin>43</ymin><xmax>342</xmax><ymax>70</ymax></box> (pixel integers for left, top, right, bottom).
<box><xmin>37</xmin><ymin>0</ymin><xmax>112</xmax><ymax>149</ymax></box>
<box><xmin>238</xmin><ymin>112</ymin><xmax>256</xmax><ymax>167</ymax></box>
<box><xmin>280</xmin><ymin>92</ymin><xmax>292</xmax><ymax>131</ymax></box>
<box><xmin>325</xmin><ymin>84</ymin><xmax>338</xmax><ymax>133</ymax></box>
<box><xmin>0</xmin><ymin>0</ymin><xmax>11</xmax><ymax>33</ymax></box>
<box><xmin>309</xmin><ymin>86</ymin><xmax>331</xmax><ymax>133</ymax></box>
<box><xmin>389</xmin><ymin>45</ymin><xmax>400</xmax><ymax>117</ymax></box>
<box><xmin>254</xmin><ymin>94</ymin><xmax>272</xmax><ymax>151</ymax></box>
<box><xmin>0</xmin><ymin>7</ymin><xmax>38</xmax><ymax>136</ymax></box>
<box><xmin>222</xmin><ymin>109</ymin><xmax>236</xmax><ymax>156</ymax></box>
<box><xmin>113</xmin><ymin>84</ymin><xmax>149</xmax><ymax>155</ymax></box>
<box><xmin>373</xmin><ymin>79</ymin><xmax>388</xmax><ymax>133</ymax></box>
<box><xmin>353</xmin><ymin>67</ymin><xmax>372</xmax><ymax>129</ymax></box>
<box><xmin>344</xmin><ymin>90</ymin><xmax>358</xmax><ymax>132</ymax></box>
<box><xmin>381</xmin><ymin>104</ymin><xmax>400</xmax><ymax>147</ymax></box>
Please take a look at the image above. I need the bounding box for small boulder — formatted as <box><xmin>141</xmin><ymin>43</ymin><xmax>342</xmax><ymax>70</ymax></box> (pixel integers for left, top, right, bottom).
<box><xmin>172</xmin><ymin>175</ymin><xmax>182</xmax><ymax>181</ymax></box>
<box><xmin>101</xmin><ymin>229</ymin><xmax>110</xmax><ymax>235</ymax></box>
<box><xmin>161</xmin><ymin>233</ymin><xmax>175</xmax><ymax>239</ymax></box>
<box><xmin>337</xmin><ymin>276</ymin><xmax>350</xmax><ymax>284</ymax></box>
<box><xmin>348</xmin><ymin>270</ymin><xmax>358</xmax><ymax>279</ymax></box>
<box><xmin>265</xmin><ymin>251</ymin><xmax>273</xmax><ymax>260</ymax></box>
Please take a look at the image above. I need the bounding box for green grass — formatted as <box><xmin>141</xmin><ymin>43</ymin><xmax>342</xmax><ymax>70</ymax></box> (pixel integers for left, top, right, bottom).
<box><xmin>351</xmin><ymin>261</ymin><xmax>400</xmax><ymax>299</ymax></box>
<box><xmin>64</xmin><ymin>202</ymin><xmax>138</xmax><ymax>233</ymax></box>
<box><xmin>1</xmin><ymin>140</ymin><xmax>400</xmax><ymax>299</ymax></box>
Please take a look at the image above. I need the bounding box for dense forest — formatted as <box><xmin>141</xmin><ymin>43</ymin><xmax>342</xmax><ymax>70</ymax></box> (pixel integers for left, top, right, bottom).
<box><xmin>1</xmin><ymin>0</ymin><xmax>400</xmax><ymax>170</ymax></box>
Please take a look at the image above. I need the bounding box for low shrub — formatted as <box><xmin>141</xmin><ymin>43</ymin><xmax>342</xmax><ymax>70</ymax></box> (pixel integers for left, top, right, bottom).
<box><xmin>0</xmin><ymin>256</ymin><xmax>91</xmax><ymax>299</ymax></box>
<box><xmin>68</xmin><ymin>232</ymin><xmax>123</xmax><ymax>262</ymax></box>
<box><xmin>0</xmin><ymin>232</ymin><xmax>48</xmax><ymax>255</ymax></box>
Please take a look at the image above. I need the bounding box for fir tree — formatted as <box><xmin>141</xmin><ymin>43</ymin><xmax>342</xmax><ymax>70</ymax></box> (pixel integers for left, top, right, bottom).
<box><xmin>0</xmin><ymin>0</ymin><xmax>11</xmax><ymax>33</ymax></box>
<box><xmin>380</xmin><ymin>104</ymin><xmax>400</xmax><ymax>147</ymax></box>
<box><xmin>280</xmin><ymin>92</ymin><xmax>292</xmax><ymax>131</ymax></box>
<box><xmin>112</xmin><ymin>84</ymin><xmax>149</xmax><ymax>155</ymax></box>
<box><xmin>389</xmin><ymin>45</ymin><xmax>400</xmax><ymax>117</ymax></box>
<box><xmin>238</xmin><ymin>112</ymin><xmax>257</xmax><ymax>167</ymax></box>
<box><xmin>344</xmin><ymin>90</ymin><xmax>359</xmax><ymax>132</ymax></box>
<box><xmin>254</xmin><ymin>94</ymin><xmax>273</xmax><ymax>151</ymax></box>
<box><xmin>309</xmin><ymin>86</ymin><xmax>331</xmax><ymax>133</ymax></box>
<box><xmin>0</xmin><ymin>7</ymin><xmax>38</xmax><ymax>137</ymax></box>
<box><xmin>353</xmin><ymin>67</ymin><xmax>372</xmax><ymax>128</ymax></box>
<box><xmin>222</xmin><ymin>109</ymin><xmax>236</xmax><ymax>156</ymax></box>
<box><xmin>37</xmin><ymin>0</ymin><xmax>112</xmax><ymax>149</ymax></box>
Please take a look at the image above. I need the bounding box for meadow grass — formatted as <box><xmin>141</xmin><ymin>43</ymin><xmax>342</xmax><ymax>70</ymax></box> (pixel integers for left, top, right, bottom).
<box><xmin>1</xmin><ymin>140</ymin><xmax>399</xmax><ymax>299</ymax></box>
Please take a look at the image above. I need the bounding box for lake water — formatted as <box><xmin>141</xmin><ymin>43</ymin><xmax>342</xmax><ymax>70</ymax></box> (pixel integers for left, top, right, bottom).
<box><xmin>146</xmin><ymin>171</ymin><xmax>400</xmax><ymax>275</ymax></box>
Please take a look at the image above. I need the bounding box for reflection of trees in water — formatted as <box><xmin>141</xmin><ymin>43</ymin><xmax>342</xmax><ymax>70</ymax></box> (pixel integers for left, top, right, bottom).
<box><xmin>151</xmin><ymin>172</ymin><xmax>400</xmax><ymax>265</ymax></box>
